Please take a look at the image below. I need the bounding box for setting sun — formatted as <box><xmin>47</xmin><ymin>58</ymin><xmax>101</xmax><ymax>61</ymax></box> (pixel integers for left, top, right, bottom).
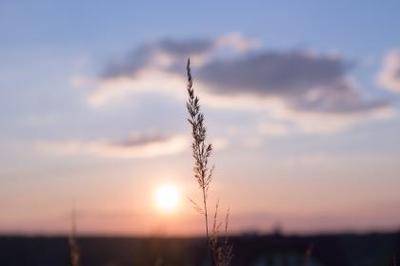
<box><xmin>154</xmin><ymin>184</ymin><xmax>180</xmax><ymax>213</ymax></box>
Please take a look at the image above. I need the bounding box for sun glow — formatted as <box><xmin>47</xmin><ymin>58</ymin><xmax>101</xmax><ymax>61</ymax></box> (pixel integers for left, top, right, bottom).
<box><xmin>155</xmin><ymin>184</ymin><xmax>180</xmax><ymax>213</ymax></box>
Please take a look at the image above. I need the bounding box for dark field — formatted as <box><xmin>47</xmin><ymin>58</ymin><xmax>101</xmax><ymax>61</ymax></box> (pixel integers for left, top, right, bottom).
<box><xmin>1</xmin><ymin>232</ymin><xmax>399</xmax><ymax>266</ymax></box>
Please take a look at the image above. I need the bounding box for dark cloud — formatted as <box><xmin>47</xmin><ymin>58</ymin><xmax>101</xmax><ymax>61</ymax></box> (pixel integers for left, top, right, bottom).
<box><xmin>395</xmin><ymin>68</ymin><xmax>400</xmax><ymax>79</ymax></box>
<box><xmin>288</xmin><ymin>81</ymin><xmax>388</xmax><ymax>114</ymax></box>
<box><xmin>101</xmin><ymin>55</ymin><xmax>144</xmax><ymax>79</ymax></box>
<box><xmin>101</xmin><ymin>38</ymin><xmax>213</xmax><ymax>79</ymax></box>
<box><xmin>194</xmin><ymin>52</ymin><xmax>389</xmax><ymax>114</ymax></box>
<box><xmin>156</xmin><ymin>38</ymin><xmax>213</xmax><ymax>57</ymax></box>
<box><xmin>197</xmin><ymin>52</ymin><xmax>347</xmax><ymax>96</ymax></box>
<box><xmin>97</xmin><ymin>35</ymin><xmax>391</xmax><ymax>116</ymax></box>
<box><xmin>110</xmin><ymin>134</ymin><xmax>170</xmax><ymax>147</ymax></box>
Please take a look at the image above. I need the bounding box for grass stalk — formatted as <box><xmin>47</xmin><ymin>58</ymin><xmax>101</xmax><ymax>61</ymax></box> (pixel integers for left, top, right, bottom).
<box><xmin>68</xmin><ymin>207</ymin><xmax>80</xmax><ymax>266</ymax></box>
<box><xmin>185</xmin><ymin>58</ymin><xmax>232</xmax><ymax>266</ymax></box>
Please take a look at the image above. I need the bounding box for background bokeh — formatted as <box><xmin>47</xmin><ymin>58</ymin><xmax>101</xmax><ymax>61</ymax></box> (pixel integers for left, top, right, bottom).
<box><xmin>0</xmin><ymin>0</ymin><xmax>399</xmax><ymax>236</ymax></box>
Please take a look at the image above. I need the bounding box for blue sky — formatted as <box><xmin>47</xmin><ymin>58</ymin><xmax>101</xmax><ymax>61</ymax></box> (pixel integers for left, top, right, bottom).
<box><xmin>0</xmin><ymin>0</ymin><xmax>400</xmax><ymax>235</ymax></box>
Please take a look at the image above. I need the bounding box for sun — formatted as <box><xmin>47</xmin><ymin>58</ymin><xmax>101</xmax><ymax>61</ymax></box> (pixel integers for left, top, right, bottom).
<box><xmin>154</xmin><ymin>184</ymin><xmax>180</xmax><ymax>213</ymax></box>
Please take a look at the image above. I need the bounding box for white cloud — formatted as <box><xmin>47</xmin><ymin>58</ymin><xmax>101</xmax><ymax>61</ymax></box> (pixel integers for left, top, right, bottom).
<box><xmin>87</xmin><ymin>67</ymin><xmax>184</xmax><ymax>106</ymax></box>
<box><xmin>378</xmin><ymin>50</ymin><xmax>400</xmax><ymax>92</ymax></box>
<box><xmin>214</xmin><ymin>32</ymin><xmax>260</xmax><ymax>53</ymax></box>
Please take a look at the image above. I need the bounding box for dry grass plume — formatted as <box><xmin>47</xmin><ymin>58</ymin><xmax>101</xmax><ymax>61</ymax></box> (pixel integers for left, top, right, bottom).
<box><xmin>186</xmin><ymin>58</ymin><xmax>232</xmax><ymax>266</ymax></box>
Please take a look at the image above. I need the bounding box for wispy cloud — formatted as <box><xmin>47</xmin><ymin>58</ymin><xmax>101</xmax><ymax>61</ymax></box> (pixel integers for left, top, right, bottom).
<box><xmin>76</xmin><ymin>33</ymin><xmax>392</xmax><ymax>134</ymax></box>
<box><xmin>36</xmin><ymin>133</ymin><xmax>188</xmax><ymax>159</ymax></box>
<box><xmin>36</xmin><ymin>133</ymin><xmax>229</xmax><ymax>158</ymax></box>
<box><xmin>258</xmin><ymin>121</ymin><xmax>291</xmax><ymax>136</ymax></box>
<box><xmin>378</xmin><ymin>49</ymin><xmax>400</xmax><ymax>92</ymax></box>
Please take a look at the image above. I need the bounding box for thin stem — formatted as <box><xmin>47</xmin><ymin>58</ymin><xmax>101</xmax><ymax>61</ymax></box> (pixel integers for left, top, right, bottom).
<box><xmin>202</xmin><ymin>186</ymin><xmax>209</xmax><ymax>239</ymax></box>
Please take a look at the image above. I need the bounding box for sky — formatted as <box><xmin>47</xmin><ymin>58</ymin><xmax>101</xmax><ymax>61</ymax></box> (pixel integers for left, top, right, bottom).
<box><xmin>1</xmin><ymin>0</ymin><xmax>400</xmax><ymax>235</ymax></box>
